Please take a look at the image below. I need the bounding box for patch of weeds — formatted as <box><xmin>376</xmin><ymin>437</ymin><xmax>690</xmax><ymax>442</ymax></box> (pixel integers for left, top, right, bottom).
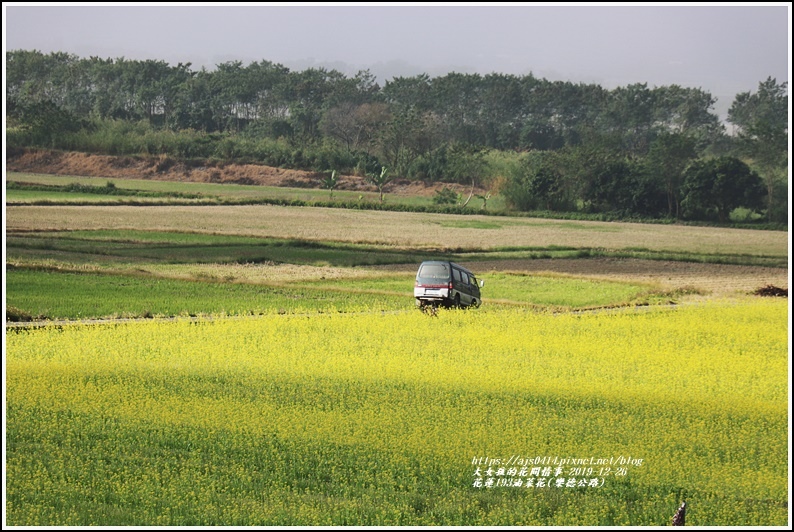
<box><xmin>432</xmin><ymin>186</ymin><xmax>459</xmax><ymax>205</ymax></box>
<box><xmin>6</xmin><ymin>306</ymin><xmax>37</xmax><ymax>322</ymax></box>
<box><xmin>639</xmin><ymin>285</ymin><xmax>708</xmax><ymax>305</ymax></box>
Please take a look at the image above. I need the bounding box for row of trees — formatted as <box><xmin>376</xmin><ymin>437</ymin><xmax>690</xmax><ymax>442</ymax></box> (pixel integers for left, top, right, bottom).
<box><xmin>502</xmin><ymin>144</ymin><xmax>769</xmax><ymax>222</ymax></box>
<box><xmin>6</xmin><ymin>50</ymin><xmax>724</xmax><ymax>154</ymax></box>
<box><xmin>6</xmin><ymin>50</ymin><xmax>789</xmax><ymax>223</ymax></box>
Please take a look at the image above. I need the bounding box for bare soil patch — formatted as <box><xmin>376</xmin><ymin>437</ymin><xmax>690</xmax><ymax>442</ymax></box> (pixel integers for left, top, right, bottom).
<box><xmin>6</xmin><ymin>148</ymin><xmax>479</xmax><ymax>197</ymax></box>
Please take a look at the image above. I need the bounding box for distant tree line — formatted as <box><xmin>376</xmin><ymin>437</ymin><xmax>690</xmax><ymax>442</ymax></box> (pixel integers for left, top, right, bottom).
<box><xmin>6</xmin><ymin>50</ymin><xmax>788</xmax><ymax>223</ymax></box>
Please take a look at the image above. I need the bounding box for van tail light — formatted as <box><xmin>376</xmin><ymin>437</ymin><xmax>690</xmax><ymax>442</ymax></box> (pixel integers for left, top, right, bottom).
<box><xmin>448</xmin><ymin>282</ymin><xmax>453</xmax><ymax>290</ymax></box>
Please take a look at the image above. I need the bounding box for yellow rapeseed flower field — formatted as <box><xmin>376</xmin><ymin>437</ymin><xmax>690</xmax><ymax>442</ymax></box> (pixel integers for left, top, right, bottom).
<box><xmin>5</xmin><ymin>299</ymin><xmax>788</xmax><ymax>525</ymax></box>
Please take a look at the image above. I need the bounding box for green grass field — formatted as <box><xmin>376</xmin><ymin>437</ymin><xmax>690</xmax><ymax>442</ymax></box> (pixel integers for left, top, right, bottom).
<box><xmin>5</xmin><ymin>268</ymin><xmax>412</xmax><ymax>319</ymax></box>
<box><xmin>6</xmin><ymin>265</ymin><xmax>663</xmax><ymax>320</ymax></box>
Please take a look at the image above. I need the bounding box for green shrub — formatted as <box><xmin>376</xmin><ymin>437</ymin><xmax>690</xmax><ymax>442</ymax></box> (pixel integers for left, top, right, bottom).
<box><xmin>432</xmin><ymin>186</ymin><xmax>459</xmax><ymax>205</ymax></box>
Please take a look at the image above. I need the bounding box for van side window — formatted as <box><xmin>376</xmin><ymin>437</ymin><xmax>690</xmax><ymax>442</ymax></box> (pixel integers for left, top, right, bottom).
<box><xmin>453</xmin><ymin>269</ymin><xmax>461</xmax><ymax>282</ymax></box>
<box><xmin>470</xmin><ymin>276</ymin><xmax>477</xmax><ymax>286</ymax></box>
<box><xmin>461</xmin><ymin>272</ymin><xmax>469</xmax><ymax>285</ymax></box>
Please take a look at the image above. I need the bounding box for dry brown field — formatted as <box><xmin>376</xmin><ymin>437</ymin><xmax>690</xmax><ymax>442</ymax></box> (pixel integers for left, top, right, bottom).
<box><xmin>7</xmin><ymin>204</ymin><xmax>788</xmax><ymax>257</ymax></box>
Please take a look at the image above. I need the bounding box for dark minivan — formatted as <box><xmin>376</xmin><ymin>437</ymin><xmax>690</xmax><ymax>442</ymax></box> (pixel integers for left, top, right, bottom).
<box><xmin>414</xmin><ymin>261</ymin><xmax>483</xmax><ymax>309</ymax></box>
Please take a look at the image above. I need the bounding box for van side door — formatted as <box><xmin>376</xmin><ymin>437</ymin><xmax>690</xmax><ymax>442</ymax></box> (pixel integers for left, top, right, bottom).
<box><xmin>451</xmin><ymin>267</ymin><xmax>462</xmax><ymax>305</ymax></box>
<box><xmin>458</xmin><ymin>270</ymin><xmax>473</xmax><ymax>305</ymax></box>
<box><xmin>469</xmin><ymin>275</ymin><xmax>480</xmax><ymax>300</ymax></box>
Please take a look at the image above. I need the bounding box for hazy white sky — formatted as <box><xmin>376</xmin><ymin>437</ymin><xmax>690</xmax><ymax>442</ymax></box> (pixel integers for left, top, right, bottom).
<box><xmin>3</xmin><ymin>3</ymin><xmax>791</xmax><ymax>118</ymax></box>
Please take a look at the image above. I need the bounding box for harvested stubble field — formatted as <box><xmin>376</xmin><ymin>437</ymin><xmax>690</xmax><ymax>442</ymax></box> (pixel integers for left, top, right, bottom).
<box><xmin>6</xmin><ymin>204</ymin><xmax>788</xmax><ymax>256</ymax></box>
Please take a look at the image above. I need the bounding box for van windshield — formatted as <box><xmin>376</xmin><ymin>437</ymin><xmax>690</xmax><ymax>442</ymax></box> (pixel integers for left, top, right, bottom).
<box><xmin>417</xmin><ymin>263</ymin><xmax>450</xmax><ymax>283</ymax></box>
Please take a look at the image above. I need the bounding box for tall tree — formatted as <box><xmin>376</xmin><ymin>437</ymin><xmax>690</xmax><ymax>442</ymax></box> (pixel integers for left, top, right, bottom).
<box><xmin>727</xmin><ymin>77</ymin><xmax>788</xmax><ymax>221</ymax></box>
<box><xmin>680</xmin><ymin>157</ymin><xmax>765</xmax><ymax>222</ymax></box>
<box><xmin>503</xmin><ymin>151</ymin><xmax>570</xmax><ymax>211</ymax></box>
<box><xmin>285</xmin><ymin>67</ymin><xmax>340</xmax><ymax>145</ymax></box>
<box><xmin>375</xmin><ymin>106</ymin><xmax>442</xmax><ymax>177</ymax></box>
<box><xmin>443</xmin><ymin>143</ymin><xmax>488</xmax><ymax>207</ymax></box>
<box><xmin>478</xmin><ymin>73</ymin><xmax>524</xmax><ymax>149</ymax></box>
<box><xmin>320</xmin><ymin>102</ymin><xmax>390</xmax><ymax>154</ymax></box>
<box><xmin>431</xmin><ymin>72</ymin><xmax>483</xmax><ymax>144</ymax></box>
<box><xmin>382</xmin><ymin>74</ymin><xmax>433</xmax><ymax>112</ymax></box>
<box><xmin>605</xmin><ymin>83</ymin><xmax>656</xmax><ymax>157</ymax></box>
<box><xmin>644</xmin><ymin>132</ymin><xmax>698</xmax><ymax>218</ymax></box>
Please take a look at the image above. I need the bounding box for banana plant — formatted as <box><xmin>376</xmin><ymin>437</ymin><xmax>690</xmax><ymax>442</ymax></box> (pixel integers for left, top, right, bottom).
<box><xmin>321</xmin><ymin>170</ymin><xmax>338</xmax><ymax>200</ymax></box>
<box><xmin>366</xmin><ymin>166</ymin><xmax>392</xmax><ymax>203</ymax></box>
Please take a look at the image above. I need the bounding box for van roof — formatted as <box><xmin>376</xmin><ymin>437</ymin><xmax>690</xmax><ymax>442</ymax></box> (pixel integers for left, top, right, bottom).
<box><xmin>419</xmin><ymin>260</ymin><xmax>476</xmax><ymax>276</ymax></box>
